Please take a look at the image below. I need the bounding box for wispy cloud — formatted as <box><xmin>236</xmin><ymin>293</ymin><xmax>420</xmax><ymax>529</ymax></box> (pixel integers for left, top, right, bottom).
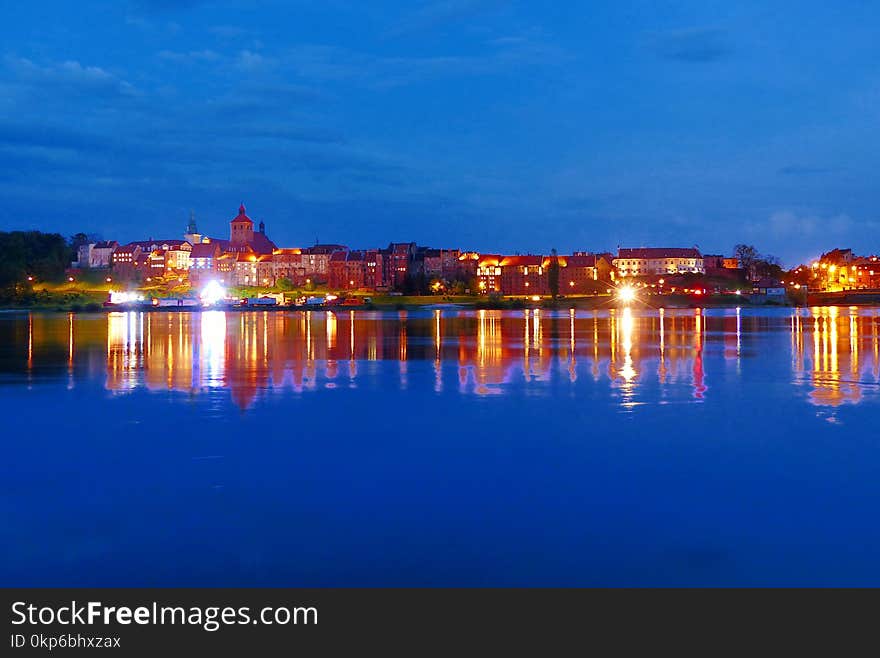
<box><xmin>235</xmin><ymin>49</ymin><xmax>275</xmax><ymax>72</ymax></box>
<box><xmin>156</xmin><ymin>48</ymin><xmax>275</xmax><ymax>72</ymax></box>
<box><xmin>648</xmin><ymin>27</ymin><xmax>732</xmax><ymax>63</ymax></box>
<box><xmin>278</xmin><ymin>37</ymin><xmax>566</xmax><ymax>89</ymax></box>
<box><xmin>3</xmin><ymin>55</ymin><xmax>138</xmax><ymax>98</ymax></box>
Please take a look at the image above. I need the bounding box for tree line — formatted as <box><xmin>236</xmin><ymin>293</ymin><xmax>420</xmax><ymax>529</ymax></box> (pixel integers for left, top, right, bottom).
<box><xmin>0</xmin><ymin>231</ymin><xmax>72</xmax><ymax>289</ymax></box>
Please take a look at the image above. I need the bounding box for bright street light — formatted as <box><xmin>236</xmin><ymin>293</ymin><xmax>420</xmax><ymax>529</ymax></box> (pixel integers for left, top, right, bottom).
<box><xmin>616</xmin><ymin>285</ymin><xmax>636</xmax><ymax>304</ymax></box>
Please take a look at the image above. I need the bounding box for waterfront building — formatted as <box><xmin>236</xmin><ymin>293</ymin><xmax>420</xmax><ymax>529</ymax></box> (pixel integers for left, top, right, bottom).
<box><xmin>328</xmin><ymin>250</ymin><xmax>383</xmax><ymax>290</ymax></box>
<box><xmin>111</xmin><ymin>243</ymin><xmax>142</xmax><ymax>270</ymax></box>
<box><xmin>850</xmin><ymin>256</ymin><xmax>880</xmax><ymax>289</ymax></box>
<box><xmin>476</xmin><ymin>254</ymin><xmax>503</xmax><ymax>293</ymax></box>
<box><xmin>226</xmin><ymin>204</ymin><xmax>276</xmax><ymax>255</ymax></box>
<box><xmin>499</xmin><ymin>255</ymin><xmax>548</xmax><ymax>295</ymax></box>
<box><xmin>73</xmin><ymin>243</ymin><xmax>93</xmax><ymax>269</ymax></box>
<box><xmin>473</xmin><ymin>253</ymin><xmax>612</xmax><ymax>295</ymax></box>
<box><xmin>230</xmin><ymin>251</ymin><xmax>275</xmax><ymax>287</ymax></box>
<box><xmin>89</xmin><ymin>241</ymin><xmax>118</xmax><ymax>269</ymax></box>
<box><xmin>301</xmin><ymin>244</ymin><xmax>347</xmax><ymax>282</ymax></box>
<box><xmin>72</xmin><ymin>240</ymin><xmax>118</xmax><ymax>269</ymax></box>
<box><xmin>384</xmin><ymin>242</ymin><xmax>417</xmax><ymax>289</ymax></box>
<box><xmin>614</xmin><ymin>247</ymin><xmax>704</xmax><ymax>277</ymax></box>
<box><xmin>188</xmin><ymin>241</ymin><xmax>223</xmax><ymax>284</ymax></box>
<box><xmin>112</xmin><ymin>239</ymin><xmax>191</xmax><ymax>279</ymax></box>
<box><xmin>810</xmin><ymin>248</ymin><xmax>877</xmax><ymax>291</ymax></box>
<box><xmin>752</xmin><ymin>278</ymin><xmax>786</xmax><ymax>298</ymax></box>
<box><xmin>559</xmin><ymin>254</ymin><xmax>612</xmax><ymax>292</ymax></box>
<box><xmin>702</xmin><ymin>254</ymin><xmax>725</xmax><ymax>269</ymax></box>
<box><xmin>423</xmin><ymin>248</ymin><xmax>467</xmax><ymax>281</ymax></box>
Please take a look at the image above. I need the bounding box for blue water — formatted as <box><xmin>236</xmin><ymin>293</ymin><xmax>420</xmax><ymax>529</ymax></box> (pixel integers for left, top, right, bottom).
<box><xmin>2</xmin><ymin>307</ymin><xmax>879</xmax><ymax>586</ymax></box>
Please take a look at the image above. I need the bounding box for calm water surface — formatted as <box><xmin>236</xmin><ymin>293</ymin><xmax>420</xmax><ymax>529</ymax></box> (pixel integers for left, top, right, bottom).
<box><xmin>2</xmin><ymin>306</ymin><xmax>879</xmax><ymax>586</ymax></box>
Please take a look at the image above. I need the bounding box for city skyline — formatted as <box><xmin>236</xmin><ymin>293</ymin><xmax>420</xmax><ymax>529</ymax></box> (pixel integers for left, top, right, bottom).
<box><xmin>4</xmin><ymin>1</ymin><xmax>880</xmax><ymax>264</ymax></box>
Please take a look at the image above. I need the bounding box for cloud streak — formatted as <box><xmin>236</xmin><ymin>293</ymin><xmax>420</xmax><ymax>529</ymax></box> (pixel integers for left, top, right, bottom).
<box><xmin>649</xmin><ymin>27</ymin><xmax>732</xmax><ymax>63</ymax></box>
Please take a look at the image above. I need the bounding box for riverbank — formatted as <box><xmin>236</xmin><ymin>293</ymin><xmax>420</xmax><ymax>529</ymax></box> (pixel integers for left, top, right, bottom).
<box><xmin>16</xmin><ymin>282</ymin><xmax>880</xmax><ymax>312</ymax></box>
<box><xmin>0</xmin><ymin>291</ymin><xmax>800</xmax><ymax>312</ymax></box>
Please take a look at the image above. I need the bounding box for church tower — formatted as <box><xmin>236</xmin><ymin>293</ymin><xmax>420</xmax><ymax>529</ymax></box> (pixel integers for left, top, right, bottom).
<box><xmin>184</xmin><ymin>210</ymin><xmax>202</xmax><ymax>244</ymax></box>
<box><xmin>230</xmin><ymin>203</ymin><xmax>254</xmax><ymax>246</ymax></box>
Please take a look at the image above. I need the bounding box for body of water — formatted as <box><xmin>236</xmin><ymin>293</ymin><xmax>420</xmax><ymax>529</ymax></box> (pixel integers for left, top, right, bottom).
<box><xmin>2</xmin><ymin>306</ymin><xmax>879</xmax><ymax>585</ymax></box>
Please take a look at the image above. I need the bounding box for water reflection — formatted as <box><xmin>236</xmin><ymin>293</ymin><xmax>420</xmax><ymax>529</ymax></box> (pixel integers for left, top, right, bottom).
<box><xmin>5</xmin><ymin>307</ymin><xmax>880</xmax><ymax>410</ymax></box>
<box><xmin>792</xmin><ymin>306</ymin><xmax>880</xmax><ymax>407</ymax></box>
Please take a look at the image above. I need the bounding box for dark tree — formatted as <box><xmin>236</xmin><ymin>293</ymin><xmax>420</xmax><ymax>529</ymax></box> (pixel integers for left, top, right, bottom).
<box><xmin>402</xmin><ymin>272</ymin><xmax>429</xmax><ymax>295</ymax></box>
<box><xmin>734</xmin><ymin>244</ymin><xmax>759</xmax><ymax>280</ymax></box>
<box><xmin>548</xmin><ymin>248</ymin><xmax>560</xmax><ymax>299</ymax></box>
<box><xmin>755</xmin><ymin>254</ymin><xmax>783</xmax><ymax>280</ymax></box>
<box><xmin>0</xmin><ymin>231</ymin><xmax>71</xmax><ymax>288</ymax></box>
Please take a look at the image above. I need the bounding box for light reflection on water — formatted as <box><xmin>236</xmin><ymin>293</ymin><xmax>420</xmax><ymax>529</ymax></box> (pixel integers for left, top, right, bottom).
<box><xmin>6</xmin><ymin>306</ymin><xmax>880</xmax><ymax>586</ymax></box>
<box><xmin>4</xmin><ymin>306</ymin><xmax>880</xmax><ymax>410</ymax></box>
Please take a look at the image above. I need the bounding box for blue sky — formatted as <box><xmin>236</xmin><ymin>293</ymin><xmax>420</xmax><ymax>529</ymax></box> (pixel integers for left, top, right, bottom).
<box><xmin>3</xmin><ymin>0</ymin><xmax>880</xmax><ymax>265</ymax></box>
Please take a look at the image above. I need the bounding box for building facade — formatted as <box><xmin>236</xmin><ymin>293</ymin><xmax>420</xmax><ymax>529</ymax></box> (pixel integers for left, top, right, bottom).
<box><xmin>614</xmin><ymin>248</ymin><xmax>704</xmax><ymax>277</ymax></box>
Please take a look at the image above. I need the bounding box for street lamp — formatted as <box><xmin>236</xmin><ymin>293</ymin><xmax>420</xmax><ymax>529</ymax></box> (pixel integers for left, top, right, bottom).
<box><xmin>616</xmin><ymin>285</ymin><xmax>636</xmax><ymax>304</ymax></box>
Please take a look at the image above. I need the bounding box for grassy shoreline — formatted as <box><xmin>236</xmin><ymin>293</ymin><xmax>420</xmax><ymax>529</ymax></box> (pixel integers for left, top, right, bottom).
<box><xmin>0</xmin><ymin>287</ymin><xmax>802</xmax><ymax>312</ymax></box>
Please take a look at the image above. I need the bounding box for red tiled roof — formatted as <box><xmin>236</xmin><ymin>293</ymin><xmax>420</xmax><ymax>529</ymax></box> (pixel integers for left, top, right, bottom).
<box><xmin>123</xmin><ymin>239</ymin><xmax>188</xmax><ymax>250</ymax></box>
<box><xmin>231</xmin><ymin>204</ymin><xmax>253</xmax><ymax>225</ymax></box>
<box><xmin>560</xmin><ymin>255</ymin><xmax>600</xmax><ymax>267</ymax></box>
<box><xmin>250</xmin><ymin>232</ymin><xmax>276</xmax><ymax>255</ymax></box>
<box><xmin>499</xmin><ymin>255</ymin><xmax>543</xmax><ymax>267</ymax></box>
<box><xmin>191</xmin><ymin>243</ymin><xmax>219</xmax><ymax>259</ymax></box>
<box><xmin>203</xmin><ymin>237</ymin><xmax>230</xmax><ymax>251</ymax></box>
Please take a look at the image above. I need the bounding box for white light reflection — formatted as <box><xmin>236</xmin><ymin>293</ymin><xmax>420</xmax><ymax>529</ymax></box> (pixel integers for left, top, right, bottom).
<box><xmin>200</xmin><ymin>311</ymin><xmax>226</xmax><ymax>387</ymax></box>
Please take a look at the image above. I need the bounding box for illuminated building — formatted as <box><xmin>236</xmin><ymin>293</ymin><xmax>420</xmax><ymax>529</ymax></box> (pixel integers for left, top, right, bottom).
<box><xmin>475</xmin><ymin>253</ymin><xmax>611</xmax><ymax>295</ymax></box>
<box><xmin>614</xmin><ymin>247</ymin><xmax>704</xmax><ymax>277</ymax></box>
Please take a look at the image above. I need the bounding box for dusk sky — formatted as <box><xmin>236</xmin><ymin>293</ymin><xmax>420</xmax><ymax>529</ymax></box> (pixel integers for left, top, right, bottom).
<box><xmin>3</xmin><ymin>1</ymin><xmax>879</xmax><ymax>265</ymax></box>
